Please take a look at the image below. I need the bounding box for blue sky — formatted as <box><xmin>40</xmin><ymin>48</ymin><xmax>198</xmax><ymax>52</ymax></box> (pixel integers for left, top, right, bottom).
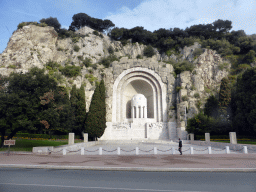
<box><xmin>1</xmin><ymin>0</ymin><xmax>256</xmax><ymax>53</ymax></box>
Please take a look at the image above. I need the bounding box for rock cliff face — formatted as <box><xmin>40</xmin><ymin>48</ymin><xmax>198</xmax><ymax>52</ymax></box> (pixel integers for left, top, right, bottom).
<box><xmin>0</xmin><ymin>25</ymin><xmax>230</xmax><ymax>130</ymax></box>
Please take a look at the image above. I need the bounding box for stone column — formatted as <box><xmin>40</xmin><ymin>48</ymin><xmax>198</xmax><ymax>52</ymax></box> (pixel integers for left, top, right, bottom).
<box><xmin>205</xmin><ymin>133</ymin><xmax>210</xmax><ymax>142</ymax></box>
<box><xmin>229</xmin><ymin>132</ymin><xmax>237</xmax><ymax>144</ymax></box>
<box><xmin>190</xmin><ymin>133</ymin><xmax>194</xmax><ymax>141</ymax></box>
<box><xmin>68</xmin><ymin>133</ymin><xmax>74</xmax><ymax>145</ymax></box>
<box><xmin>131</xmin><ymin>106</ymin><xmax>134</xmax><ymax>119</ymax></box>
<box><xmin>136</xmin><ymin>106</ymin><xmax>139</xmax><ymax>119</ymax></box>
<box><xmin>84</xmin><ymin>133</ymin><xmax>88</xmax><ymax>143</ymax></box>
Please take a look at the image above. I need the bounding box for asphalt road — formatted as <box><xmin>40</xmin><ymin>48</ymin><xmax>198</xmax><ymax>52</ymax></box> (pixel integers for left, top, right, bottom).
<box><xmin>0</xmin><ymin>168</ymin><xmax>255</xmax><ymax>192</ymax></box>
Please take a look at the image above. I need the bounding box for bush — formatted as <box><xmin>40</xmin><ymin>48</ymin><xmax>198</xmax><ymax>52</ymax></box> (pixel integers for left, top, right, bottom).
<box><xmin>93</xmin><ymin>30</ymin><xmax>99</xmax><ymax>36</ymax></box>
<box><xmin>39</xmin><ymin>17</ymin><xmax>61</xmax><ymax>31</ymax></box>
<box><xmin>83</xmin><ymin>58</ymin><xmax>92</xmax><ymax>67</ymax></box>
<box><xmin>218</xmin><ymin>62</ymin><xmax>229</xmax><ymax>71</ymax></box>
<box><xmin>176</xmin><ymin>86</ymin><xmax>182</xmax><ymax>92</ymax></box>
<box><xmin>182</xmin><ymin>96</ymin><xmax>188</xmax><ymax>101</ymax></box>
<box><xmin>108</xmin><ymin>46</ymin><xmax>114</xmax><ymax>54</ymax></box>
<box><xmin>143</xmin><ymin>45</ymin><xmax>155</xmax><ymax>57</ymax></box>
<box><xmin>74</xmin><ymin>45</ymin><xmax>80</xmax><ymax>52</ymax></box>
<box><xmin>136</xmin><ymin>54</ymin><xmax>143</xmax><ymax>59</ymax></box>
<box><xmin>194</xmin><ymin>92</ymin><xmax>200</xmax><ymax>98</ymax></box>
<box><xmin>59</xmin><ymin>65</ymin><xmax>81</xmax><ymax>77</ymax></box>
<box><xmin>172</xmin><ymin>60</ymin><xmax>195</xmax><ymax>74</ymax></box>
<box><xmin>100</xmin><ymin>55</ymin><xmax>119</xmax><ymax>68</ymax></box>
<box><xmin>193</xmin><ymin>48</ymin><xmax>203</xmax><ymax>58</ymax></box>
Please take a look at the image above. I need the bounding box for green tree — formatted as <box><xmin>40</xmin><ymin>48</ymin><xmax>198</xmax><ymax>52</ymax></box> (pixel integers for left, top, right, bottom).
<box><xmin>218</xmin><ymin>77</ymin><xmax>232</xmax><ymax>119</ymax></box>
<box><xmin>204</xmin><ymin>95</ymin><xmax>219</xmax><ymax>119</ymax></box>
<box><xmin>0</xmin><ymin>68</ymin><xmax>72</xmax><ymax>147</ymax></box>
<box><xmin>232</xmin><ymin>68</ymin><xmax>256</xmax><ymax>135</ymax></box>
<box><xmin>85</xmin><ymin>79</ymin><xmax>106</xmax><ymax>140</ymax></box>
<box><xmin>40</xmin><ymin>17</ymin><xmax>61</xmax><ymax>31</ymax></box>
<box><xmin>98</xmin><ymin>79</ymin><xmax>106</xmax><ymax>138</ymax></box>
<box><xmin>75</xmin><ymin>85</ymin><xmax>86</xmax><ymax>138</ymax></box>
<box><xmin>143</xmin><ymin>45</ymin><xmax>155</xmax><ymax>57</ymax></box>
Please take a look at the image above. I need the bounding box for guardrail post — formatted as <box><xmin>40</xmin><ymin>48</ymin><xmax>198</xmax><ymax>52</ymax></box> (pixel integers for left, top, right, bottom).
<box><xmin>81</xmin><ymin>147</ymin><xmax>84</xmax><ymax>155</ymax></box>
<box><xmin>99</xmin><ymin>147</ymin><xmax>102</xmax><ymax>155</ymax></box>
<box><xmin>208</xmin><ymin>146</ymin><xmax>212</xmax><ymax>154</ymax></box>
<box><xmin>172</xmin><ymin>147</ymin><xmax>175</xmax><ymax>155</ymax></box>
<box><xmin>117</xmin><ymin>147</ymin><xmax>120</xmax><ymax>155</ymax></box>
<box><xmin>63</xmin><ymin>148</ymin><xmax>66</xmax><ymax>155</ymax></box>
<box><xmin>226</xmin><ymin>146</ymin><xmax>230</xmax><ymax>154</ymax></box>
<box><xmin>154</xmin><ymin>147</ymin><xmax>157</xmax><ymax>155</ymax></box>
<box><xmin>136</xmin><ymin>147</ymin><xmax>139</xmax><ymax>155</ymax></box>
<box><xmin>243</xmin><ymin>146</ymin><xmax>248</xmax><ymax>154</ymax></box>
<box><xmin>190</xmin><ymin>147</ymin><xmax>194</xmax><ymax>154</ymax></box>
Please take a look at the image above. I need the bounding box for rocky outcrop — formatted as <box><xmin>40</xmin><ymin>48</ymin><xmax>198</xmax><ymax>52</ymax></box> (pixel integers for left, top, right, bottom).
<box><xmin>0</xmin><ymin>24</ymin><xmax>231</xmax><ymax>128</ymax></box>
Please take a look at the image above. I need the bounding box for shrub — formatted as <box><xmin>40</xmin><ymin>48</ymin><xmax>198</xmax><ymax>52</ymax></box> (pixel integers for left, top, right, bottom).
<box><xmin>176</xmin><ymin>86</ymin><xmax>182</xmax><ymax>92</ymax></box>
<box><xmin>91</xmin><ymin>64</ymin><xmax>97</xmax><ymax>70</ymax></box>
<box><xmin>59</xmin><ymin>65</ymin><xmax>81</xmax><ymax>77</ymax></box>
<box><xmin>193</xmin><ymin>48</ymin><xmax>203</xmax><ymax>58</ymax></box>
<box><xmin>100</xmin><ymin>55</ymin><xmax>119</xmax><ymax>68</ymax></box>
<box><xmin>143</xmin><ymin>45</ymin><xmax>155</xmax><ymax>57</ymax></box>
<box><xmin>194</xmin><ymin>92</ymin><xmax>200</xmax><ymax>98</ymax></box>
<box><xmin>46</xmin><ymin>60</ymin><xmax>60</xmax><ymax>69</ymax></box>
<box><xmin>74</xmin><ymin>45</ymin><xmax>80</xmax><ymax>52</ymax></box>
<box><xmin>93</xmin><ymin>30</ymin><xmax>99</xmax><ymax>36</ymax></box>
<box><xmin>115</xmin><ymin>48</ymin><xmax>119</xmax><ymax>52</ymax></box>
<box><xmin>8</xmin><ymin>65</ymin><xmax>16</xmax><ymax>69</ymax></box>
<box><xmin>72</xmin><ymin>36</ymin><xmax>80</xmax><ymax>43</ymax></box>
<box><xmin>136</xmin><ymin>54</ymin><xmax>143</xmax><ymax>59</ymax></box>
<box><xmin>108</xmin><ymin>46</ymin><xmax>114</xmax><ymax>54</ymax></box>
<box><xmin>218</xmin><ymin>62</ymin><xmax>229</xmax><ymax>71</ymax></box>
<box><xmin>182</xmin><ymin>96</ymin><xmax>188</xmax><ymax>101</ymax></box>
<box><xmin>83</xmin><ymin>58</ymin><xmax>92</xmax><ymax>67</ymax></box>
<box><xmin>172</xmin><ymin>60</ymin><xmax>195</xmax><ymax>74</ymax></box>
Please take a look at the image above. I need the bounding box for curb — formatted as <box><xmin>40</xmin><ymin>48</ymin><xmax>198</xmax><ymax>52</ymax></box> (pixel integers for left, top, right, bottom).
<box><xmin>1</xmin><ymin>164</ymin><xmax>256</xmax><ymax>172</ymax></box>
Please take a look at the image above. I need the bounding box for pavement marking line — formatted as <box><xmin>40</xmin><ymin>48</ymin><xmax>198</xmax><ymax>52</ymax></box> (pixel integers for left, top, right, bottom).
<box><xmin>0</xmin><ymin>183</ymin><xmax>209</xmax><ymax>192</ymax></box>
<box><xmin>1</xmin><ymin>164</ymin><xmax>256</xmax><ymax>172</ymax></box>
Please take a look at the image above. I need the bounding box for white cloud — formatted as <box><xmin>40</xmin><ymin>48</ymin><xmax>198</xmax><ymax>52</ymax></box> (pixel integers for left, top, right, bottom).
<box><xmin>105</xmin><ymin>0</ymin><xmax>256</xmax><ymax>34</ymax></box>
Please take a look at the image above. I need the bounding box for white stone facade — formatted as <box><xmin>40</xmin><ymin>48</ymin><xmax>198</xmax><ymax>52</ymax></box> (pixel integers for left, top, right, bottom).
<box><xmin>99</xmin><ymin>67</ymin><xmax>177</xmax><ymax>141</ymax></box>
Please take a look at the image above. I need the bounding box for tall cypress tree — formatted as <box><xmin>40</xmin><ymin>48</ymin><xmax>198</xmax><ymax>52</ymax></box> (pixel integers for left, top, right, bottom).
<box><xmin>98</xmin><ymin>79</ymin><xmax>106</xmax><ymax>137</ymax></box>
<box><xmin>76</xmin><ymin>85</ymin><xmax>86</xmax><ymax>137</ymax></box>
<box><xmin>85</xmin><ymin>79</ymin><xmax>106</xmax><ymax>140</ymax></box>
<box><xmin>219</xmin><ymin>77</ymin><xmax>231</xmax><ymax>120</ymax></box>
<box><xmin>85</xmin><ymin>83</ymin><xmax>100</xmax><ymax>140</ymax></box>
<box><xmin>70</xmin><ymin>85</ymin><xmax>78</xmax><ymax>132</ymax></box>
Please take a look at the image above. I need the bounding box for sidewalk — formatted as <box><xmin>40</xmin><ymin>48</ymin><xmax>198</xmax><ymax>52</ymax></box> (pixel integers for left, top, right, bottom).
<box><xmin>0</xmin><ymin>152</ymin><xmax>256</xmax><ymax>172</ymax></box>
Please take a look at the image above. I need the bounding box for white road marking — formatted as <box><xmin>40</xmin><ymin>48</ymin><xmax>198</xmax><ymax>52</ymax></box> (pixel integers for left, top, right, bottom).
<box><xmin>0</xmin><ymin>183</ymin><xmax>210</xmax><ymax>192</ymax></box>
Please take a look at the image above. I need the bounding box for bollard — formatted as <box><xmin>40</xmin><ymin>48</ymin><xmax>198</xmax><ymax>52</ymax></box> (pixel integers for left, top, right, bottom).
<box><xmin>136</xmin><ymin>147</ymin><xmax>139</xmax><ymax>155</ymax></box>
<box><xmin>81</xmin><ymin>147</ymin><xmax>84</xmax><ymax>155</ymax></box>
<box><xmin>99</xmin><ymin>147</ymin><xmax>102</xmax><ymax>155</ymax></box>
<box><xmin>117</xmin><ymin>147</ymin><xmax>120</xmax><ymax>155</ymax></box>
<box><xmin>154</xmin><ymin>147</ymin><xmax>157</xmax><ymax>155</ymax></box>
<box><xmin>63</xmin><ymin>148</ymin><xmax>66</xmax><ymax>155</ymax></box>
<box><xmin>190</xmin><ymin>147</ymin><xmax>194</xmax><ymax>155</ymax></box>
<box><xmin>243</xmin><ymin>146</ymin><xmax>248</xmax><ymax>154</ymax></box>
<box><xmin>208</xmin><ymin>146</ymin><xmax>212</xmax><ymax>154</ymax></box>
<box><xmin>172</xmin><ymin>147</ymin><xmax>175</xmax><ymax>155</ymax></box>
<box><xmin>226</xmin><ymin>146</ymin><xmax>230</xmax><ymax>154</ymax></box>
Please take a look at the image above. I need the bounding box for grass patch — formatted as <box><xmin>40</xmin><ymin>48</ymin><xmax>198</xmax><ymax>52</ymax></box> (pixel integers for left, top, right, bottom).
<box><xmin>0</xmin><ymin>138</ymin><xmax>83</xmax><ymax>152</ymax></box>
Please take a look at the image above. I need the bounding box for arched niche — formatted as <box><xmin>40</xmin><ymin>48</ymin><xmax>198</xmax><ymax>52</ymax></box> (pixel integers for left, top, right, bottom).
<box><xmin>112</xmin><ymin>67</ymin><xmax>167</xmax><ymax>123</ymax></box>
